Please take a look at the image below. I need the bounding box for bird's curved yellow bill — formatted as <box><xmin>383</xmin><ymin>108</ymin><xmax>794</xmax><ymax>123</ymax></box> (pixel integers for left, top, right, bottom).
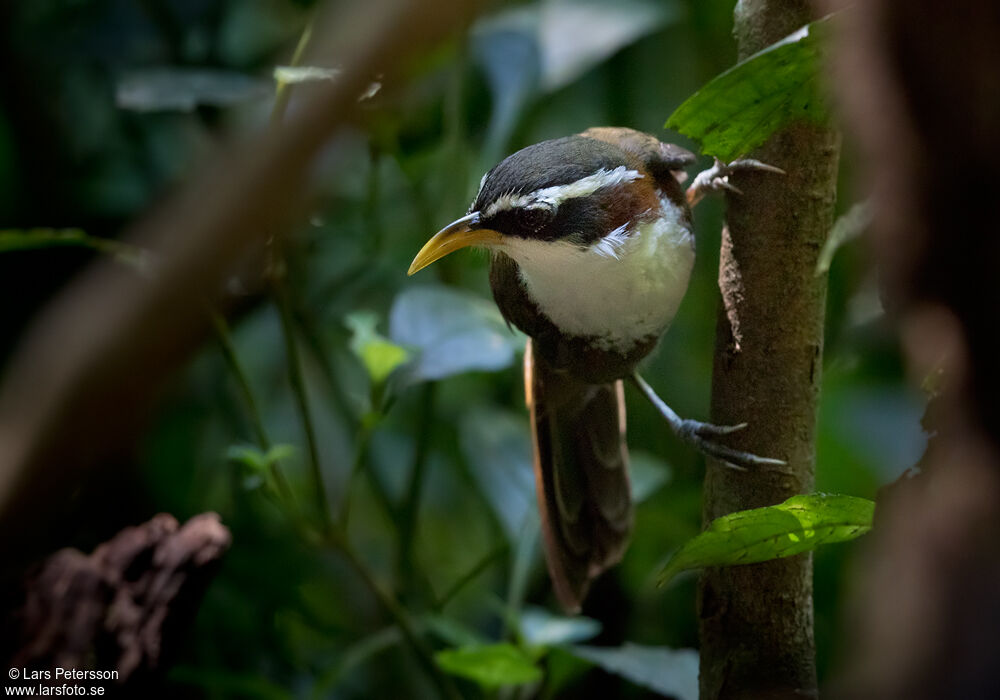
<box><xmin>408</xmin><ymin>213</ymin><xmax>502</xmax><ymax>275</ymax></box>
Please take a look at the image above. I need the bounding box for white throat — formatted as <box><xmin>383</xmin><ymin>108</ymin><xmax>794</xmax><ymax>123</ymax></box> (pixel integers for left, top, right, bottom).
<box><xmin>501</xmin><ymin>196</ymin><xmax>695</xmax><ymax>352</ymax></box>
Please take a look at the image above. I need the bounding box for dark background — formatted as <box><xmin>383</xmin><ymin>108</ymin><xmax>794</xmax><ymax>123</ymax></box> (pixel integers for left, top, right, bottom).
<box><xmin>0</xmin><ymin>0</ymin><xmax>921</xmax><ymax>697</ymax></box>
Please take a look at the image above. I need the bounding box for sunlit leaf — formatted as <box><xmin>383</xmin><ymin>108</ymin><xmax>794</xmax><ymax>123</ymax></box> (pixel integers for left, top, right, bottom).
<box><xmin>520</xmin><ymin>606</ymin><xmax>601</xmax><ymax>647</ymax></box>
<box><xmin>458</xmin><ymin>407</ymin><xmax>535</xmax><ymax>542</ymax></box>
<box><xmin>659</xmin><ymin>493</ymin><xmax>874</xmax><ymax>585</ymax></box>
<box><xmin>273</xmin><ymin>65</ymin><xmax>340</xmax><ymax>84</ymax></box>
<box><xmin>666</xmin><ymin>16</ymin><xmax>832</xmax><ymax>161</ymax></box>
<box><xmin>436</xmin><ymin>644</ymin><xmax>542</xmax><ymax>689</ymax></box>
<box><xmin>470</xmin><ymin>23</ymin><xmax>540</xmax><ymax>167</ymax></box>
<box><xmin>0</xmin><ymin>228</ymin><xmax>152</xmax><ymax>272</ymax></box>
<box><xmin>816</xmin><ymin>201</ymin><xmax>872</xmax><ymax>276</ymax></box>
<box><xmin>346</xmin><ymin>311</ymin><xmax>410</xmax><ymax>385</ymax></box>
<box><xmin>568</xmin><ymin>643</ymin><xmax>698</xmax><ymax>700</ymax></box>
<box><xmin>389</xmin><ymin>285</ymin><xmax>523</xmax><ymax>384</ymax></box>
<box><xmin>116</xmin><ymin>68</ymin><xmax>269</xmax><ymax>112</ymax></box>
<box><xmin>479</xmin><ymin>0</ymin><xmax>678</xmax><ymax>93</ymax></box>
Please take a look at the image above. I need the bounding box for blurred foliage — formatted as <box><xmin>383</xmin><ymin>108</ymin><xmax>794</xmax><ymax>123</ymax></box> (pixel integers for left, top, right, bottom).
<box><xmin>0</xmin><ymin>0</ymin><xmax>926</xmax><ymax>698</ymax></box>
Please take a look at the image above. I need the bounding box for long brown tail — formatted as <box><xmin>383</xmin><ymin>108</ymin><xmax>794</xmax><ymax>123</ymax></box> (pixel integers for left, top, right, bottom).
<box><xmin>524</xmin><ymin>339</ymin><xmax>633</xmax><ymax>612</ymax></box>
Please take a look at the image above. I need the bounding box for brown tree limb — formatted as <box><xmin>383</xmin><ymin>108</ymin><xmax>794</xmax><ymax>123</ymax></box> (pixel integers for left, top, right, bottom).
<box><xmin>8</xmin><ymin>513</ymin><xmax>231</xmax><ymax>686</ymax></box>
<box><xmin>822</xmin><ymin>1</ymin><xmax>1000</xmax><ymax>697</ymax></box>
<box><xmin>0</xmin><ymin>0</ymin><xmax>483</xmax><ymax>562</ymax></box>
<box><xmin>697</xmin><ymin>2</ymin><xmax>840</xmax><ymax>698</ymax></box>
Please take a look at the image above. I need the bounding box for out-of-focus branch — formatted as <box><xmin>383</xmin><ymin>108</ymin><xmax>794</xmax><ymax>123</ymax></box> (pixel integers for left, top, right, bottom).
<box><xmin>9</xmin><ymin>513</ymin><xmax>230</xmax><ymax>684</ymax></box>
<box><xmin>698</xmin><ymin>1</ymin><xmax>840</xmax><ymax>697</ymax></box>
<box><xmin>821</xmin><ymin>2</ymin><xmax>1000</xmax><ymax>698</ymax></box>
<box><xmin>0</xmin><ymin>0</ymin><xmax>484</xmax><ymax>561</ymax></box>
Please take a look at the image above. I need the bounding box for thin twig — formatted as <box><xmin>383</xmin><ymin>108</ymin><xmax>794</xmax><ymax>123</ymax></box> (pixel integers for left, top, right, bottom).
<box><xmin>434</xmin><ymin>544</ymin><xmax>508</xmax><ymax>611</ymax></box>
<box><xmin>267</xmin><ymin>9</ymin><xmax>331</xmax><ymax>535</ymax></box>
<box><xmin>271</xmin><ymin>9</ymin><xmax>317</xmax><ymax>128</ymax></box>
<box><xmin>210</xmin><ymin>311</ymin><xmax>295</xmax><ymax>506</ymax></box>
<box><xmin>397</xmin><ymin>383</ymin><xmax>436</xmax><ymax>579</ymax></box>
<box><xmin>337</xmin><ymin>413</ymin><xmax>376</xmax><ymax>530</ymax></box>
<box><xmin>274</xmin><ymin>280</ymin><xmax>333</xmax><ymax>535</ymax></box>
<box><xmin>326</xmin><ymin>529</ymin><xmax>464</xmax><ymax>700</ymax></box>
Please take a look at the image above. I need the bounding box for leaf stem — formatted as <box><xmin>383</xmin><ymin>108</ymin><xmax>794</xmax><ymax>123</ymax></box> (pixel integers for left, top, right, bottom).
<box><xmin>210</xmin><ymin>311</ymin><xmax>295</xmax><ymax>506</ymax></box>
<box><xmin>274</xmin><ymin>280</ymin><xmax>334</xmax><ymax>535</ymax></box>
<box><xmin>325</xmin><ymin>529</ymin><xmax>465</xmax><ymax>700</ymax></box>
<box><xmin>271</xmin><ymin>9</ymin><xmax>317</xmax><ymax>127</ymax></box>
<box><xmin>397</xmin><ymin>383</ymin><xmax>436</xmax><ymax>581</ymax></box>
<box><xmin>434</xmin><ymin>543</ymin><xmax>508</xmax><ymax>611</ymax></box>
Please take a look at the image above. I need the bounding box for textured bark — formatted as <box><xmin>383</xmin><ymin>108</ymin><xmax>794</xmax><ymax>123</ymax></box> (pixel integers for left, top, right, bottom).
<box><xmin>7</xmin><ymin>513</ymin><xmax>230</xmax><ymax>689</ymax></box>
<box><xmin>698</xmin><ymin>2</ymin><xmax>840</xmax><ymax>698</ymax></box>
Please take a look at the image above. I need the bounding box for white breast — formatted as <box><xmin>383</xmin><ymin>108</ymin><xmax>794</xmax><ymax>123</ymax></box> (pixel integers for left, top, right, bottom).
<box><xmin>501</xmin><ymin>195</ymin><xmax>695</xmax><ymax>352</ymax></box>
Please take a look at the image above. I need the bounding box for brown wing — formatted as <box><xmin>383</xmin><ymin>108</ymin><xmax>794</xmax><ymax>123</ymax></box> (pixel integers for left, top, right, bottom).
<box><xmin>525</xmin><ymin>338</ymin><xmax>633</xmax><ymax>612</ymax></box>
<box><xmin>580</xmin><ymin>126</ymin><xmax>695</xmax><ymax>209</ymax></box>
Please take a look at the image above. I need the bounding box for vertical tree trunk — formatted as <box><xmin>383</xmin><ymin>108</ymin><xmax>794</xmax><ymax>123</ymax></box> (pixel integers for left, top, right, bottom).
<box><xmin>823</xmin><ymin>2</ymin><xmax>1000</xmax><ymax>698</ymax></box>
<box><xmin>697</xmin><ymin>2</ymin><xmax>840</xmax><ymax>698</ymax></box>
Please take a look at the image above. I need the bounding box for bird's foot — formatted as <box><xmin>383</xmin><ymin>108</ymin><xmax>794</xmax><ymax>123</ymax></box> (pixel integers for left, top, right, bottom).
<box><xmin>686</xmin><ymin>157</ymin><xmax>785</xmax><ymax>207</ymax></box>
<box><xmin>674</xmin><ymin>418</ymin><xmax>787</xmax><ymax>472</ymax></box>
<box><xmin>629</xmin><ymin>373</ymin><xmax>787</xmax><ymax>472</ymax></box>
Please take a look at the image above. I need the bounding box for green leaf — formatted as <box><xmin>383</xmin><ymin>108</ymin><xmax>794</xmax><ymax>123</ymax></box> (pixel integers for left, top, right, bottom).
<box><xmin>458</xmin><ymin>407</ymin><xmax>535</xmax><ymax>542</ymax></box>
<box><xmin>435</xmin><ymin>643</ymin><xmax>542</xmax><ymax>689</ymax></box>
<box><xmin>345</xmin><ymin>311</ymin><xmax>410</xmax><ymax>385</ymax></box>
<box><xmin>660</xmin><ymin>493</ymin><xmax>874</xmax><ymax>585</ymax></box>
<box><xmin>0</xmin><ymin>228</ymin><xmax>152</xmax><ymax>272</ymax></box>
<box><xmin>816</xmin><ymin>201</ymin><xmax>873</xmax><ymax>276</ymax></box>
<box><xmin>666</xmin><ymin>16</ymin><xmax>832</xmax><ymax>161</ymax></box>
<box><xmin>389</xmin><ymin>285</ymin><xmax>523</xmax><ymax>384</ymax></box>
<box><xmin>568</xmin><ymin>643</ymin><xmax>698</xmax><ymax>700</ymax></box>
<box><xmin>629</xmin><ymin>450</ymin><xmax>672</xmax><ymax>503</ymax></box>
<box><xmin>225</xmin><ymin>443</ymin><xmax>295</xmax><ymax>491</ymax></box>
<box><xmin>273</xmin><ymin>65</ymin><xmax>340</xmax><ymax>85</ymax></box>
<box><xmin>520</xmin><ymin>606</ymin><xmax>601</xmax><ymax>647</ymax></box>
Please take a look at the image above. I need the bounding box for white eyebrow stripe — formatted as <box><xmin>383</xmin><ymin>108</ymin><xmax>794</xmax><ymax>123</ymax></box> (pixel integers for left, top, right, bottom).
<box><xmin>482</xmin><ymin>166</ymin><xmax>644</xmax><ymax>218</ymax></box>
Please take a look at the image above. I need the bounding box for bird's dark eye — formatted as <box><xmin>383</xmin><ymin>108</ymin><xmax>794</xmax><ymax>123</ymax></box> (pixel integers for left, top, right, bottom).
<box><xmin>516</xmin><ymin>205</ymin><xmax>554</xmax><ymax>234</ymax></box>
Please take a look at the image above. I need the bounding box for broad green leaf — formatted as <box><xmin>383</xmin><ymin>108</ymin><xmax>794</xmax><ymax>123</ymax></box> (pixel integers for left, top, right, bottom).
<box><xmin>0</xmin><ymin>228</ymin><xmax>151</xmax><ymax>272</ymax></box>
<box><xmin>458</xmin><ymin>407</ymin><xmax>535</xmax><ymax>542</ymax></box>
<box><xmin>660</xmin><ymin>493</ymin><xmax>874</xmax><ymax>585</ymax></box>
<box><xmin>816</xmin><ymin>201</ymin><xmax>873</xmax><ymax>276</ymax></box>
<box><xmin>568</xmin><ymin>643</ymin><xmax>698</xmax><ymax>700</ymax></box>
<box><xmin>389</xmin><ymin>285</ymin><xmax>523</xmax><ymax>384</ymax></box>
<box><xmin>520</xmin><ymin>606</ymin><xmax>601</xmax><ymax>647</ymax></box>
<box><xmin>666</xmin><ymin>17</ymin><xmax>832</xmax><ymax>161</ymax></box>
<box><xmin>478</xmin><ymin>0</ymin><xmax>678</xmax><ymax>93</ymax></box>
<box><xmin>435</xmin><ymin>643</ymin><xmax>542</xmax><ymax>689</ymax></box>
<box><xmin>345</xmin><ymin>311</ymin><xmax>410</xmax><ymax>385</ymax></box>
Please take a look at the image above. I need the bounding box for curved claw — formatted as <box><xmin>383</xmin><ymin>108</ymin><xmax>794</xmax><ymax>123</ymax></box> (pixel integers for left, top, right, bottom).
<box><xmin>697</xmin><ymin>421</ymin><xmax>748</xmax><ymax>438</ymax></box>
<box><xmin>686</xmin><ymin>156</ymin><xmax>785</xmax><ymax>207</ymax></box>
<box><xmin>688</xmin><ymin>430</ymin><xmax>788</xmax><ymax>472</ymax></box>
<box><xmin>629</xmin><ymin>372</ymin><xmax>787</xmax><ymax>472</ymax></box>
<box><xmin>726</xmin><ymin>158</ymin><xmax>787</xmax><ymax>176</ymax></box>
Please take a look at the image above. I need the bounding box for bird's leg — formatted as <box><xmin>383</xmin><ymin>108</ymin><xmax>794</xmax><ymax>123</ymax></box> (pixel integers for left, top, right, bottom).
<box><xmin>629</xmin><ymin>373</ymin><xmax>787</xmax><ymax>472</ymax></box>
<box><xmin>686</xmin><ymin>157</ymin><xmax>786</xmax><ymax>207</ymax></box>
